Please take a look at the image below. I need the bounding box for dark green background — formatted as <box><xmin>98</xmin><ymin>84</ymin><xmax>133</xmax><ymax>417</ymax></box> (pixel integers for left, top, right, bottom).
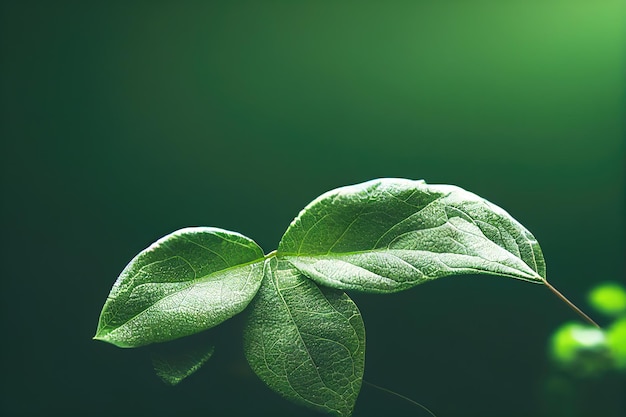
<box><xmin>1</xmin><ymin>1</ymin><xmax>624</xmax><ymax>416</ymax></box>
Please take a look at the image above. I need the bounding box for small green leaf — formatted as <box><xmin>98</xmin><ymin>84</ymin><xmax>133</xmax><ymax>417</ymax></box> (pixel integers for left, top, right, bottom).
<box><xmin>151</xmin><ymin>340</ymin><xmax>215</xmax><ymax>386</ymax></box>
<box><xmin>244</xmin><ymin>258</ymin><xmax>365</xmax><ymax>417</ymax></box>
<box><xmin>278</xmin><ymin>178</ymin><xmax>545</xmax><ymax>293</ymax></box>
<box><xmin>149</xmin><ymin>329</ymin><xmax>217</xmax><ymax>386</ymax></box>
<box><xmin>95</xmin><ymin>227</ymin><xmax>265</xmax><ymax>347</ymax></box>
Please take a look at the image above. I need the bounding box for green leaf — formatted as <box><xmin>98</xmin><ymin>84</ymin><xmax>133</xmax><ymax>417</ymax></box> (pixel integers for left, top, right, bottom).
<box><xmin>151</xmin><ymin>340</ymin><xmax>215</xmax><ymax>386</ymax></box>
<box><xmin>278</xmin><ymin>178</ymin><xmax>545</xmax><ymax>293</ymax></box>
<box><xmin>149</xmin><ymin>329</ymin><xmax>217</xmax><ymax>385</ymax></box>
<box><xmin>244</xmin><ymin>258</ymin><xmax>365</xmax><ymax>417</ymax></box>
<box><xmin>94</xmin><ymin>227</ymin><xmax>265</xmax><ymax>347</ymax></box>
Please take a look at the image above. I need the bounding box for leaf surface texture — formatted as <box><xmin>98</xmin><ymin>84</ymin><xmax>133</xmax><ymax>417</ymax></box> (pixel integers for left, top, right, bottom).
<box><xmin>244</xmin><ymin>258</ymin><xmax>365</xmax><ymax>417</ymax></box>
<box><xmin>279</xmin><ymin>178</ymin><xmax>545</xmax><ymax>293</ymax></box>
<box><xmin>95</xmin><ymin>227</ymin><xmax>264</xmax><ymax>347</ymax></box>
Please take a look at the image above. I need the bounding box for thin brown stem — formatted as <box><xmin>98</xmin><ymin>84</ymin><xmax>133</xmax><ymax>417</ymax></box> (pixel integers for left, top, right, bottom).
<box><xmin>545</xmin><ymin>280</ymin><xmax>600</xmax><ymax>328</ymax></box>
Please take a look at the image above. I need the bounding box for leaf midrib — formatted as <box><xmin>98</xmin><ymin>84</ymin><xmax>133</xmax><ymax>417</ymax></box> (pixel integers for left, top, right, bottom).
<box><xmin>280</xmin><ymin>248</ymin><xmax>543</xmax><ymax>287</ymax></box>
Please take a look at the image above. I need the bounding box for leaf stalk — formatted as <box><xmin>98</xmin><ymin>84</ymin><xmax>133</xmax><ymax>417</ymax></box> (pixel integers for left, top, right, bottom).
<box><xmin>544</xmin><ymin>280</ymin><xmax>600</xmax><ymax>328</ymax></box>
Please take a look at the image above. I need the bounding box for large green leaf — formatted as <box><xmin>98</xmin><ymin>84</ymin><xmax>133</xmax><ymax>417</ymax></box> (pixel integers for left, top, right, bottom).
<box><xmin>244</xmin><ymin>258</ymin><xmax>365</xmax><ymax>417</ymax></box>
<box><xmin>278</xmin><ymin>178</ymin><xmax>546</xmax><ymax>293</ymax></box>
<box><xmin>94</xmin><ymin>227</ymin><xmax>265</xmax><ymax>347</ymax></box>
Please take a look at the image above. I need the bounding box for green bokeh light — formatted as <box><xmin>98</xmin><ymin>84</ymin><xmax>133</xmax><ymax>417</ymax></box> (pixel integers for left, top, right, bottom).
<box><xmin>588</xmin><ymin>282</ymin><xmax>626</xmax><ymax>316</ymax></box>
<box><xmin>549</xmin><ymin>322</ymin><xmax>614</xmax><ymax>377</ymax></box>
<box><xmin>606</xmin><ymin>317</ymin><xmax>626</xmax><ymax>369</ymax></box>
<box><xmin>551</xmin><ymin>322</ymin><xmax>606</xmax><ymax>364</ymax></box>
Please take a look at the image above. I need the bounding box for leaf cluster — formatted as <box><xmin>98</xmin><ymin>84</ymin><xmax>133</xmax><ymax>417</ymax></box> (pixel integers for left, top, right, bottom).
<box><xmin>95</xmin><ymin>178</ymin><xmax>547</xmax><ymax>416</ymax></box>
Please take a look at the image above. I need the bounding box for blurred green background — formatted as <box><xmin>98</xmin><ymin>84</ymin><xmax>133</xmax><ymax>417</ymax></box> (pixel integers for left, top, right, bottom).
<box><xmin>1</xmin><ymin>1</ymin><xmax>624</xmax><ymax>416</ymax></box>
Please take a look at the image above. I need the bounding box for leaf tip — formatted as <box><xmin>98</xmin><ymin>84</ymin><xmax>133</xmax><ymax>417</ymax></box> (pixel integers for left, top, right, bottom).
<box><xmin>92</xmin><ymin>329</ymin><xmax>133</xmax><ymax>348</ymax></box>
<box><xmin>92</xmin><ymin>331</ymin><xmax>111</xmax><ymax>344</ymax></box>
